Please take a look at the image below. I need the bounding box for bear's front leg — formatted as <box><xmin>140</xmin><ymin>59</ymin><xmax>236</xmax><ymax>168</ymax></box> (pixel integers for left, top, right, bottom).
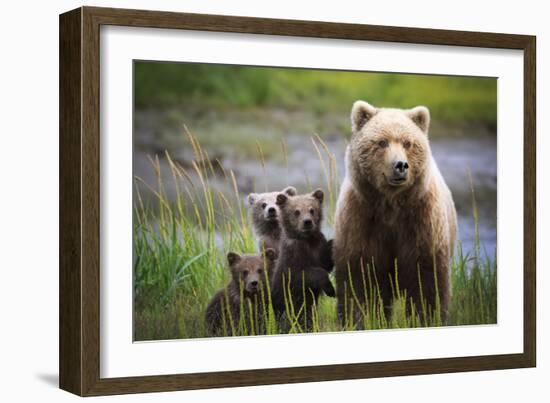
<box><xmin>319</xmin><ymin>238</ymin><xmax>334</xmax><ymax>273</ymax></box>
<box><xmin>397</xmin><ymin>254</ymin><xmax>450</xmax><ymax>324</ymax></box>
<box><xmin>304</xmin><ymin>267</ymin><xmax>335</xmax><ymax>297</ymax></box>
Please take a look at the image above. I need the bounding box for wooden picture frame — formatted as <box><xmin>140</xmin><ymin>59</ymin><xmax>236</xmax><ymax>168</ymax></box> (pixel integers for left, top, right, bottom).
<box><xmin>59</xmin><ymin>6</ymin><xmax>536</xmax><ymax>396</ymax></box>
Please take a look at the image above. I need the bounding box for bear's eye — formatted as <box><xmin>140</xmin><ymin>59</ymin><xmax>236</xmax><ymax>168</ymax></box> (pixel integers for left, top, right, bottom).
<box><xmin>309</xmin><ymin>208</ymin><xmax>315</xmax><ymax>215</ymax></box>
<box><xmin>242</xmin><ymin>270</ymin><xmax>249</xmax><ymax>277</ymax></box>
<box><xmin>257</xmin><ymin>268</ymin><xmax>263</xmax><ymax>275</ymax></box>
<box><xmin>403</xmin><ymin>140</ymin><xmax>412</xmax><ymax>149</ymax></box>
<box><xmin>378</xmin><ymin>140</ymin><xmax>388</xmax><ymax>148</ymax></box>
<box><xmin>261</xmin><ymin>202</ymin><xmax>267</xmax><ymax>209</ymax></box>
<box><xmin>294</xmin><ymin>210</ymin><xmax>300</xmax><ymax>217</ymax></box>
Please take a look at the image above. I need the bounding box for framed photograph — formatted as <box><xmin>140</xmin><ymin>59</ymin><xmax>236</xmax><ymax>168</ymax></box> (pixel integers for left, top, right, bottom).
<box><xmin>59</xmin><ymin>6</ymin><xmax>536</xmax><ymax>396</ymax></box>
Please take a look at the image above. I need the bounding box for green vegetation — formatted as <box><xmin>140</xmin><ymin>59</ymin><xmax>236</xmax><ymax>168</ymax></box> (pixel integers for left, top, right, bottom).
<box><xmin>133</xmin><ymin>131</ymin><xmax>496</xmax><ymax>340</ymax></box>
<box><xmin>135</xmin><ymin>62</ymin><xmax>497</xmax><ymax>128</ymax></box>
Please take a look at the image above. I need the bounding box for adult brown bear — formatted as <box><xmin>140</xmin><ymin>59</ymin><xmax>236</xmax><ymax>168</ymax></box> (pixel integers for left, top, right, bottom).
<box><xmin>333</xmin><ymin>100</ymin><xmax>457</xmax><ymax>326</ymax></box>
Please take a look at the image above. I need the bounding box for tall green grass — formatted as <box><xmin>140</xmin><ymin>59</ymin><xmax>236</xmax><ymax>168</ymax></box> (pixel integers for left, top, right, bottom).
<box><xmin>133</xmin><ymin>130</ymin><xmax>496</xmax><ymax>340</ymax></box>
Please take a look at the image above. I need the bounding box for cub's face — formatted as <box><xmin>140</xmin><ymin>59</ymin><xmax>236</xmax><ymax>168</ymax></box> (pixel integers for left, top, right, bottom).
<box><xmin>276</xmin><ymin>190</ymin><xmax>324</xmax><ymax>238</ymax></box>
<box><xmin>247</xmin><ymin>187</ymin><xmax>297</xmax><ymax>230</ymax></box>
<box><xmin>349</xmin><ymin>100</ymin><xmax>431</xmax><ymax>193</ymax></box>
<box><xmin>227</xmin><ymin>249</ymin><xmax>277</xmax><ymax>295</ymax></box>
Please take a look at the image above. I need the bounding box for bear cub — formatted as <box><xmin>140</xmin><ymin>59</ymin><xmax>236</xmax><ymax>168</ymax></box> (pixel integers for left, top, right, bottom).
<box><xmin>248</xmin><ymin>186</ymin><xmax>297</xmax><ymax>252</ymax></box>
<box><xmin>271</xmin><ymin>189</ymin><xmax>335</xmax><ymax>330</ymax></box>
<box><xmin>205</xmin><ymin>249</ymin><xmax>277</xmax><ymax>336</ymax></box>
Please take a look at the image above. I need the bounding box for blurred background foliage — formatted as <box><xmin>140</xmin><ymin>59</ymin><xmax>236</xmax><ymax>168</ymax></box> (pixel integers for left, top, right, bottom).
<box><xmin>134</xmin><ymin>62</ymin><xmax>497</xmax><ymax>129</ymax></box>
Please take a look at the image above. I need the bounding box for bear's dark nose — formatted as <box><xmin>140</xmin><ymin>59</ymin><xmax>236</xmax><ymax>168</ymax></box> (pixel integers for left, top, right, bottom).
<box><xmin>267</xmin><ymin>207</ymin><xmax>276</xmax><ymax>215</ymax></box>
<box><xmin>303</xmin><ymin>219</ymin><xmax>313</xmax><ymax>229</ymax></box>
<box><xmin>393</xmin><ymin>160</ymin><xmax>409</xmax><ymax>176</ymax></box>
<box><xmin>250</xmin><ymin>280</ymin><xmax>258</xmax><ymax>287</ymax></box>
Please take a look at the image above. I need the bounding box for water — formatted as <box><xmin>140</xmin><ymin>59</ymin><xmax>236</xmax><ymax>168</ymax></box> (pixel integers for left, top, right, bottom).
<box><xmin>431</xmin><ymin>137</ymin><xmax>496</xmax><ymax>259</ymax></box>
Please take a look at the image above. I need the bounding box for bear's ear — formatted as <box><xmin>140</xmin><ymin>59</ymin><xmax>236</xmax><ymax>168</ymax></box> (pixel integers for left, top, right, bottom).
<box><xmin>311</xmin><ymin>188</ymin><xmax>324</xmax><ymax>204</ymax></box>
<box><xmin>351</xmin><ymin>100</ymin><xmax>378</xmax><ymax>132</ymax></box>
<box><xmin>263</xmin><ymin>248</ymin><xmax>278</xmax><ymax>262</ymax></box>
<box><xmin>276</xmin><ymin>193</ymin><xmax>288</xmax><ymax>206</ymax></box>
<box><xmin>247</xmin><ymin>193</ymin><xmax>258</xmax><ymax>206</ymax></box>
<box><xmin>283</xmin><ymin>186</ymin><xmax>297</xmax><ymax>196</ymax></box>
<box><xmin>408</xmin><ymin>106</ymin><xmax>430</xmax><ymax>134</ymax></box>
<box><xmin>227</xmin><ymin>252</ymin><xmax>241</xmax><ymax>266</ymax></box>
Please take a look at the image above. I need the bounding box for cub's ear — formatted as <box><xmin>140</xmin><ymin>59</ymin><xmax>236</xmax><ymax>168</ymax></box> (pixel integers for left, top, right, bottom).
<box><xmin>351</xmin><ymin>100</ymin><xmax>377</xmax><ymax>132</ymax></box>
<box><xmin>283</xmin><ymin>186</ymin><xmax>297</xmax><ymax>196</ymax></box>
<box><xmin>263</xmin><ymin>248</ymin><xmax>278</xmax><ymax>262</ymax></box>
<box><xmin>276</xmin><ymin>193</ymin><xmax>288</xmax><ymax>206</ymax></box>
<box><xmin>311</xmin><ymin>188</ymin><xmax>324</xmax><ymax>204</ymax></box>
<box><xmin>247</xmin><ymin>193</ymin><xmax>258</xmax><ymax>206</ymax></box>
<box><xmin>227</xmin><ymin>252</ymin><xmax>241</xmax><ymax>266</ymax></box>
<box><xmin>408</xmin><ymin>106</ymin><xmax>430</xmax><ymax>134</ymax></box>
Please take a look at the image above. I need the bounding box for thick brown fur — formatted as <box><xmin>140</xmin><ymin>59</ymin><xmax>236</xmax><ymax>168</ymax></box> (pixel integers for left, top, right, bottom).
<box><xmin>205</xmin><ymin>249</ymin><xmax>277</xmax><ymax>336</ymax></box>
<box><xmin>248</xmin><ymin>186</ymin><xmax>297</xmax><ymax>252</ymax></box>
<box><xmin>271</xmin><ymin>189</ymin><xmax>336</xmax><ymax>330</ymax></box>
<box><xmin>334</xmin><ymin>100</ymin><xmax>457</xmax><ymax>325</ymax></box>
